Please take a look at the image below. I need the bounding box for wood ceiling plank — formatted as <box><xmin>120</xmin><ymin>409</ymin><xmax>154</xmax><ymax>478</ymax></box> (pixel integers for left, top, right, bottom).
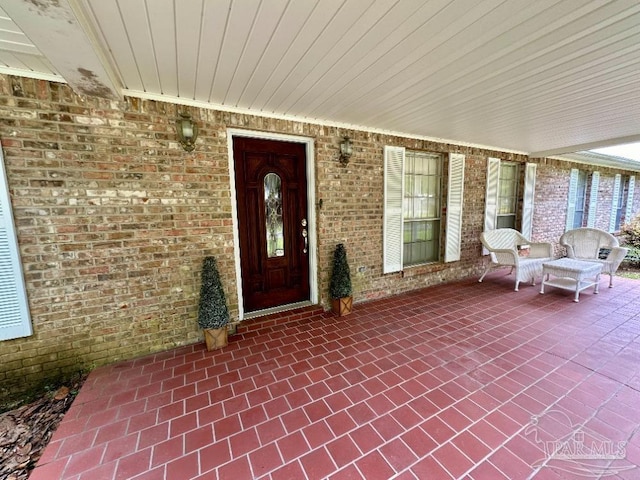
<box><xmin>0</xmin><ymin>29</ymin><xmax>30</xmax><ymax>45</ymax></box>
<box><xmin>300</xmin><ymin>0</ymin><xmax>425</xmax><ymax>117</ymax></box>
<box><xmin>312</xmin><ymin>0</ymin><xmax>499</xmax><ymax>119</ymax></box>
<box><xmin>86</xmin><ymin>0</ymin><xmax>144</xmax><ymax>91</ymax></box>
<box><xmin>223</xmin><ymin>0</ymin><xmax>289</xmax><ymax>107</ymax></box>
<box><xmin>244</xmin><ymin>0</ymin><xmax>319</xmax><ymax>109</ymax></box>
<box><xmin>0</xmin><ymin>50</ymin><xmax>26</xmax><ymax>69</ymax></box>
<box><xmin>333</xmin><ymin>0</ymin><xmax>560</xmax><ymax>122</ymax></box>
<box><xmin>175</xmin><ymin>0</ymin><xmax>203</xmax><ymax>100</ymax></box>
<box><xmin>13</xmin><ymin>53</ymin><xmax>59</xmax><ymax>75</ymax></box>
<box><xmin>392</xmin><ymin>4</ymin><xmax>640</xmax><ymax>127</ymax></box>
<box><xmin>193</xmin><ymin>0</ymin><xmax>230</xmax><ymax>101</ymax></box>
<box><xmin>271</xmin><ymin>0</ymin><xmax>378</xmax><ymax>114</ymax></box>
<box><xmin>368</xmin><ymin>1</ymin><xmax>639</xmax><ymax>128</ymax></box>
<box><xmin>147</xmin><ymin>0</ymin><xmax>178</xmax><ymax>97</ymax></box>
<box><xmin>424</xmin><ymin>34</ymin><xmax>640</xmax><ymax>131</ymax></box>
<box><xmin>208</xmin><ymin>0</ymin><xmax>261</xmax><ymax>104</ymax></box>
<box><xmin>346</xmin><ymin>11</ymin><xmax>639</xmax><ymax>151</ymax></box>
<box><xmin>0</xmin><ymin>40</ymin><xmax>39</xmax><ymax>56</ymax></box>
<box><xmin>117</xmin><ymin>0</ymin><xmax>161</xmax><ymax>93</ymax></box>
<box><xmin>248</xmin><ymin>0</ymin><xmax>344</xmax><ymax>111</ymax></box>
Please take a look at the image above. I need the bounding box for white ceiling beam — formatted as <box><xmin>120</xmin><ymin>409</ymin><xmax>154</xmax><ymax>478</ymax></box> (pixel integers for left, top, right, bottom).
<box><xmin>2</xmin><ymin>0</ymin><xmax>121</xmax><ymax>100</ymax></box>
<box><xmin>530</xmin><ymin>134</ymin><xmax>640</xmax><ymax>158</ymax></box>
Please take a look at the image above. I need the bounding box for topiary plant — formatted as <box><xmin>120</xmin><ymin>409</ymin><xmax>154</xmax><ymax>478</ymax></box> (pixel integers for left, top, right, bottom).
<box><xmin>198</xmin><ymin>256</ymin><xmax>229</xmax><ymax>329</ymax></box>
<box><xmin>330</xmin><ymin>243</ymin><xmax>352</xmax><ymax>299</ymax></box>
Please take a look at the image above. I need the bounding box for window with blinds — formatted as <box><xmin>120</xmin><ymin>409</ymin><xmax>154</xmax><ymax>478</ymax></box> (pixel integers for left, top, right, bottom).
<box><xmin>403</xmin><ymin>151</ymin><xmax>442</xmax><ymax>266</ymax></box>
<box><xmin>383</xmin><ymin>147</ymin><xmax>465</xmax><ymax>273</ymax></box>
<box><xmin>496</xmin><ymin>162</ymin><xmax>518</xmax><ymax>229</ymax></box>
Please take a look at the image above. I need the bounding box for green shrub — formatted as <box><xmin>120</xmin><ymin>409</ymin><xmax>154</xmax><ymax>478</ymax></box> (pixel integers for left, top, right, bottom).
<box><xmin>620</xmin><ymin>215</ymin><xmax>640</xmax><ymax>249</ymax></box>
<box><xmin>624</xmin><ymin>246</ymin><xmax>640</xmax><ymax>269</ymax></box>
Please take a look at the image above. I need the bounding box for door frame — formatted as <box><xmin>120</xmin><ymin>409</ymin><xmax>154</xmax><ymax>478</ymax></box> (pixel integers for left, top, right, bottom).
<box><xmin>227</xmin><ymin>128</ymin><xmax>318</xmax><ymax>320</ymax></box>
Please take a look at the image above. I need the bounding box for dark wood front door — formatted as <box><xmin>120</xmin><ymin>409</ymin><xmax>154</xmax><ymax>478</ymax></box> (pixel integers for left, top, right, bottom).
<box><xmin>233</xmin><ymin>137</ymin><xmax>310</xmax><ymax>312</ymax></box>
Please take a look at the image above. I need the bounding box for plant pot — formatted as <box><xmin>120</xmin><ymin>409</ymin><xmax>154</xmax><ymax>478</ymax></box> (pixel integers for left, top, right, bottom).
<box><xmin>331</xmin><ymin>296</ymin><xmax>353</xmax><ymax>317</ymax></box>
<box><xmin>203</xmin><ymin>327</ymin><xmax>228</xmax><ymax>351</ymax></box>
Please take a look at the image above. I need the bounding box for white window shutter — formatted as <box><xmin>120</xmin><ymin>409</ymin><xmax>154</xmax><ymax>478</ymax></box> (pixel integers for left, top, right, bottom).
<box><xmin>522</xmin><ymin>163</ymin><xmax>537</xmax><ymax>239</ymax></box>
<box><xmin>0</xmin><ymin>148</ymin><xmax>32</xmax><ymax>340</ymax></box>
<box><xmin>625</xmin><ymin>175</ymin><xmax>635</xmax><ymax>223</ymax></box>
<box><xmin>444</xmin><ymin>153</ymin><xmax>465</xmax><ymax>263</ymax></box>
<box><xmin>483</xmin><ymin>157</ymin><xmax>500</xmax><ymax>255</ymax></box>
<box><xmin>383</xmin><ymin>146</ymin><xmax>405</xmax><ymax>273</ymax></box>
<box><xmin>565</xmin><ymin>168</ymin><xmax>579</xmax><ymax>232</ymax></box>
<box><xmin>587</xmin><ymin>171</ymin><xmax>599</xmax><ymax>228</ymax></box>
<box><xmin>609</xmin><ymin>174</ymin><xmax>621</xmax><ymax>232</ymax></box>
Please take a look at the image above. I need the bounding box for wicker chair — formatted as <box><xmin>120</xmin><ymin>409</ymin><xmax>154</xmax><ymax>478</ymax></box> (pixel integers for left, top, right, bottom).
<box><xmin>559</xmin><ymin>228</ymin><xmax>628</xmax><ymax>288</ymax></box>
<box><xmin>479</xmin><ymin>229</ymin><xmax>553</xmax><ymax>291</ymax></box>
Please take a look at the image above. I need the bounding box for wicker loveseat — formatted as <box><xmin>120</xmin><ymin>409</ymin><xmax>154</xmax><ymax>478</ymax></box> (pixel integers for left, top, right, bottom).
<box><xmin>559</xmin><ymin>228</ymin><xmax>628</xmax><ymax>287</ymax></box>
<box><xmin>479</xmin><ymin>228</ymin><xmax>554</xmax><ymax>291</ymax></box>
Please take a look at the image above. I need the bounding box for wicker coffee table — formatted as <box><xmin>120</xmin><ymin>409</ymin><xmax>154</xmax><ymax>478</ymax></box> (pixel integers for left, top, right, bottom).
<box><xmin>540</xmin><ymin>258</ymin><xmax>603</xmax><ymax>302</ymax></box>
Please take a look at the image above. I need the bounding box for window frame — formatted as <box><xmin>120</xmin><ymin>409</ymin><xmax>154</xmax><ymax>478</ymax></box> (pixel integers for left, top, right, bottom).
<box><xmin>566</xmin><ymin>168</ymin><xmax>594</xmax><ymax>232</ymax></box>
<box><xmin>383</xmin><ymin>147</ymin><xmax>465</xmax><ymax>273</ymax></box>
<box><xmin>402</xmin><ymin>150</ymin><xmax>443</xmax><ymax>267</ymax></box>
<box><xmin>614</xmin><ymin>175</ymin><xmax>628</xmax><ymax>231</ymax></box>
<box><xmin>496</xmin><ymin>161</ymin><xmax>519</xmax><ymax>230</ymax></box>
<box><xmin>573</xmin><ymin>170</ymin><xmax>588</xmax><ymax>229</ymax></box>
<box><xmin>483</xmin><ymin>158</ymin><xmax>536</xmax><ymax>248</ymax></box>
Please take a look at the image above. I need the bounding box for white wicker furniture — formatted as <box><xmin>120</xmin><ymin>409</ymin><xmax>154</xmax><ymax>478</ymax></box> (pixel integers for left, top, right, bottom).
<box><xmin>559</xmin><ymin>228</ymin><xmax>628</xmax><ymax>288</ymax></box>
<box><xmin>479</xmin><ymin>229</ymin><xmax>553</xmax><ymax>291</ymax></box>
<box><xmin>540</xmin><ymin>258</ymin><xmax>603</xmax><ymax>302</ymax></box>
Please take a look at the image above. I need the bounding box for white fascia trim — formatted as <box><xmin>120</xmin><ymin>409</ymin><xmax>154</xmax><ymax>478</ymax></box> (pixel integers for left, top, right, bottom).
<box><xmin>0</xmin><ymin>67</ymin><xmax>66</xmax><ymax>84</ymax></box>
<box><xmin>531</xmin><ymin>134</ymin><xmax>640</xmax><ymax>158</ymax></box>
<box><xmin>125</xmin><ymin>89</ymin><xmax>527</xmax><ymax>156</ymax></box>
<box><xmin>554</xmin><ymin>152</ymin><xmax>640</xmax><ymax>172</ymax></box>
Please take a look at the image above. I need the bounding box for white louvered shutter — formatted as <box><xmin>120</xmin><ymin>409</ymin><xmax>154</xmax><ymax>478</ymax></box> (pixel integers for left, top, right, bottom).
<box><xmin>587</xmin><ymin>171</ymin><xmax>599</xmax><ymax>228</ymax></box>
<box><xmin>483</xmin><ymin>157</ymin><xmax>500</xmax><ymax>254</ymax></box>
<box><xmin>565</xmin><ymin>168</ymin><xmax>579</xmax><ymax>231</ymax></box>
<box><xmin>0</xmin><ymin>148</ymin><xmax>32</xmax><ymax>340</ymax></box>
<box><xmin>609</xmin><ymin>174</ymin><xmax>621</xmax><ymax>232</ymax></box>
<box><xmin>625</xmin><ymin>175</ymin><xmax>635</xmax><ymax>223</ymax></box>
<box><xmin>522</xmin><ymin>163</ymin><xmax>537</xmax><ymax>239</ymax></box>
<box><xmin>383</xmin><ymin>146</ymin><xmax>405</xmax><ymax>273</ymax></box>
<box><xmin>444</xmin><ymin>153</ymin><xmax>465</xmax><ymax>262</ymax></box>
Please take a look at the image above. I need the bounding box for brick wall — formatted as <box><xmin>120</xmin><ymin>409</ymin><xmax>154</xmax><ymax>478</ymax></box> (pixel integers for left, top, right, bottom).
<box><xmin>531</xmin><ymin>158</ymin><xmax>639</xmax><ymax>249</ymax></box>
<box><xmin>0</xmin><ymin>75</ymin><xmax>638</xmax><ymax>401</ymax></box>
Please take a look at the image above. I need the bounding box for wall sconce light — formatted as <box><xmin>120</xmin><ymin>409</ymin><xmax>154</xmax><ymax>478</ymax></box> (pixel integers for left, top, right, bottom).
<box><xmin>339</xmin><ymin>136</ymin><xmax>353</xmax><ymax>166</ymax></box>
<box><xmin>176</xmin><ymin>112</ymin><xmax>199</xmax><ymax>152</ymax></box>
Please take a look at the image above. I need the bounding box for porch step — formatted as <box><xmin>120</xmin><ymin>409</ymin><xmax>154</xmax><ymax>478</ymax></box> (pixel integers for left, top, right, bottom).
<box><xmin>234</xmin><ymin>304</ymin><xmax>327</xmax><ymax>337</ymax></box>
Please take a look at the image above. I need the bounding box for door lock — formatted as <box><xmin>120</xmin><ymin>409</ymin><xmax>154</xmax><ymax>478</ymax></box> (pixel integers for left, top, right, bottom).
<box><xmin>301</xmin><ymin>219</ymin><xmax>308</xmax><ymax>253</ymax></box>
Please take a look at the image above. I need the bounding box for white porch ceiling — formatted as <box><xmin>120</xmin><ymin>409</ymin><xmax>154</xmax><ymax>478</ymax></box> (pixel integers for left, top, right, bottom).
<box><xmin>1</xmin><ymin>0</ymin><xmax>640</xmax><ymax>158</ymax></box>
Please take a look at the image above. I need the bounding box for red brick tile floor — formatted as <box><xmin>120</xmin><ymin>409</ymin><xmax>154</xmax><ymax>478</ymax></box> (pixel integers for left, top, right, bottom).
<box><xmin>30</xmin><ymin>272</ymin><xmax>640</xmax><ymax>479</ymax></box>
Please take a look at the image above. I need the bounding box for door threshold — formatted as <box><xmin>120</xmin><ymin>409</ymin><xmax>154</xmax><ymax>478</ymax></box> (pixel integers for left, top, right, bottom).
<box><xmin>244</xmin><ymin>301</ymin><xmax>313</xmax><ymax>320</ymax></box>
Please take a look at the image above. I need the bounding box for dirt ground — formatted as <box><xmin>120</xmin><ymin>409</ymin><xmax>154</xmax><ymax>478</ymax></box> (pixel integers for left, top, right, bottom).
<box><xmin>0</xmin><ymin>377</ymin><xmax>85</xmax><ymax>480</ymax></box>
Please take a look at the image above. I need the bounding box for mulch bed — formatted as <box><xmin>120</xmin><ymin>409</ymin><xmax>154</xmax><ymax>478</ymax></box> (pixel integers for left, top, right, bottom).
<box><xmin>0</xmin><ymin>377</ymin><xmax>85</xmax><ymax>480</ymax></box>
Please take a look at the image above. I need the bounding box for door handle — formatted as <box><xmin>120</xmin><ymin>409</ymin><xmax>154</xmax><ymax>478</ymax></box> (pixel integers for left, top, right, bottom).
<box><xmin>301</xmin><ymin>218</ymin><xmax>308</xmax><ymax>253</ymax></box>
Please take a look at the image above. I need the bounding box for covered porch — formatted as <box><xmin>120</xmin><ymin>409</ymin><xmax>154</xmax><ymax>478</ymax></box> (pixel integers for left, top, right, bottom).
<box><xmin>30</xmin><ymin>273</ymin><xmax>640</xmax><ymax>479</ymax></box>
